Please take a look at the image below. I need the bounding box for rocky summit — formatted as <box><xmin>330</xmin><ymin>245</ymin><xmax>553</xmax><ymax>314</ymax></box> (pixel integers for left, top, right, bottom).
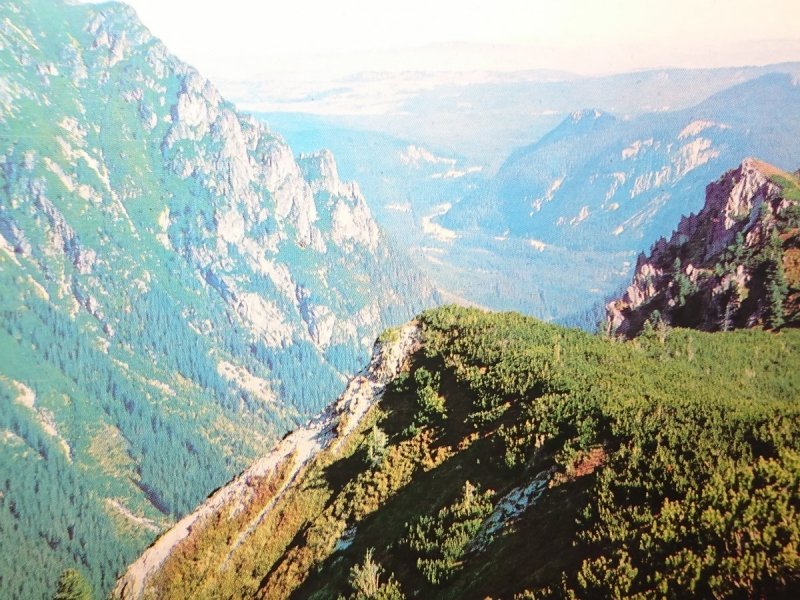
<box><xmin>607</xmin><ymin>158</ymin><xmax>800</xmax><ymax>336</ymax></box>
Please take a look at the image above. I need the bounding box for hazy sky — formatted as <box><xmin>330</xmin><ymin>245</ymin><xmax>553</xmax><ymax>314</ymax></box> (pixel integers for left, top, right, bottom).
<box><xmin>88</xmin><ymin>0</ymin><xmax>800</xmax><ymax>81</ymax></box>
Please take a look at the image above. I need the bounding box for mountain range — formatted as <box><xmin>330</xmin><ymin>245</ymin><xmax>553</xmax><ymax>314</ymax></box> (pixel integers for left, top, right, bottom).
<box><xmin>109</xmin><ymin>154</ymin><xmax>800</xmax><ymax>599</ymax></box>
<box><xmin>435</xmin><ymin>73</ymin><xmax>800</xmax><ymax>319</ymax></box>
<box><xmin>261</xmin><ymin>69</ymin><xmax>800</xmax><ymax>322</ymax></box>
<box><xmin>2</xmin><ymin>1</ymin><xmax>800</xmax><ymax>599</ymax></box>
<box><xmin>0</xmin><ymin>1</ymin><xmax>434</xmax><ymax>597</ymax></box>
<box><xmin>237</xmin><ymin>63</ymin><xmax>800</xmax><ymax>170</ymax></box>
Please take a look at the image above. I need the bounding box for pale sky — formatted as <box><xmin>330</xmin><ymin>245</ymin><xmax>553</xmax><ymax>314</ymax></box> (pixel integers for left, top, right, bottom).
<box><xmin>83</xmin><ymin>0</ymin><xmax>800</xmax><ymax>84</ymax></box>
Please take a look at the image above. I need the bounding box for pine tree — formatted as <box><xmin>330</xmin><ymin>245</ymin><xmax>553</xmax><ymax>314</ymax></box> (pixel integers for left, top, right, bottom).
<box><xmin>346</xmin><ymin>549</ymin><xmax>405</xmax><ymax>600</ymax></box>
<box><xmin>53</xmin><ymin>569</ymin><xmax>93</xmax><ymax>600</ymax></box>
<box><xmin>672</xmin><ymin>258</ymin><xmax>693</xmax><ymax>307</ymax></box>
<box><xmin>765</xmin><ymin>232</ymin><xmax>788</xmax><ymax>329</ymax></box>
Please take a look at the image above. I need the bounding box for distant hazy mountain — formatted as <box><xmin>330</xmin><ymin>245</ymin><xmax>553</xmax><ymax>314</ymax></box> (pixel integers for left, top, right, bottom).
<box><xmin>255</xmin><ymin>69</ymin><xmax>800</xmax><ymax>324</ymax></box>
<box><xmin>443</xmin><ymin>73</ymin><xmax>800</xmax><ymax>246</ymax></box>
<box><xmin>0</xmin><ymin>1</ymin><xmax>434</xmax><ymax>597</ymax></box>
<box><xmin>421</xmin><ymin>73</ymin><xmax>800</xmax><ymax>322</ymax></box>
<box><xmin>247</xmin><ymin>63</ymin><xmax>800</xmax><ymax>169</ymax></box>
<box><xmin>256</xmin><ymin>112</ymin><xmax>484</xmax><ymax>230</ymax></box>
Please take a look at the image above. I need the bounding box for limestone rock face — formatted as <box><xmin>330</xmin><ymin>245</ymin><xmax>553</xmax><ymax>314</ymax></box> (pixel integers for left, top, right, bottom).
<box><xmin>606</xmin><ymin>158</ymin><xmax>799</xmax><ymax>337</ymax></box>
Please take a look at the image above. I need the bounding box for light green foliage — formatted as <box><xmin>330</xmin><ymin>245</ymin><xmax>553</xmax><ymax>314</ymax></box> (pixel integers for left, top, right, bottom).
<box><xmin>577</xmin><ymin>451</ymin><xmax>800</xmax><ymax>598</ymax></box>
<box><xmin>53</xmin><ymin>569</ymin><xmax>93</xmax><ymax>600</ymax></box>
<box><xmin>133</xmin><ymin>307</ymin><xmax>800</xmax><ymax>599</ymax></box>
<box><xmin>771</xmin><ymin>174</ymin><xmax>800</xmax><ymax>203</ymax></box>
<box><xmin>345</xmin><ymin>549</ymin><xmax>405</xmax><ymax>600</ymax></box>
<box><xmin>378</xmin><ymin>328</ymin><xmax>401</xmax><ymax>344</ymax></box>
<box><xmin>417</xmin><ymin>305</ymin><xmax>800</xmax><ymax>597</ymax></box>
<box><xmin>365</xmin><ymin>425</ymin><xmax>389</xmax><ymax>467</ymax></box>
<box><xmin>411</xmin><ymin>367</ymin><xmax>447</xmax><ymax>426</ymax></box>
<box><xmin>404</xmin><ymin>481</ymin><xmax>494</xmax><ymax>585</ymax></box>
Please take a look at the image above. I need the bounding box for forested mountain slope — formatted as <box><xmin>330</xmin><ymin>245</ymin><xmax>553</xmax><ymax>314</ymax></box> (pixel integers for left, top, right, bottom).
<box><xmin>117</xmin><ymin>305</ymin><xmax>800</xmax><ymax>599</ymax></box>
<box><xmin>0</xmin><ymin>1</ymin><xmax>434</xmax><ymax>597</ymax></box>
<box><xmin>443</xmin><ymin>74</ymin><xmax>800</xmax><ymax>251</ymax></box>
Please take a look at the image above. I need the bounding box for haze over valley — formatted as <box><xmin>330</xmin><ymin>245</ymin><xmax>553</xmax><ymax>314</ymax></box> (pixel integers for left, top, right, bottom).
<box><xmin>1</xmin><ymin>1</ymin><xmax>799</xmax><ymax>599</ymax></box>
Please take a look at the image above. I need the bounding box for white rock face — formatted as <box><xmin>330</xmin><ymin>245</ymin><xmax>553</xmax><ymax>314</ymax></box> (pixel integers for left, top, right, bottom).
<box><xmin>678</xmin><ymin>119</ymin><xmax>729</xmax><ymax>140</ymax></box>
<box><xmin>331</xmin><ymin>195</ymin><xmax>380</xmax><ymax>251</ymax></box>
<box><xmin>399</xmin><ymin>145</ymin><xmax>456</xmax><ymax>167</ymax></box>
<box><xmin>300</xmin><ymin>150</ymin><xmax>346</xmax><ymax>196</ymax></box>
<box><xmin>530</xmin><ymin>175</ymin><xmax>564</xmax><ymax>213</ymax></box>
<box><xmin>621</xmin><ymin>138</ymin><xmax>654</xmax><ymax>160</ymax></box>
<box><xmin>233</xmin><ymin>292</ymin><xmax>292</xmax><ymax>347</ymax></box>
<box><xmin>215</xmin><ymin>208</ymin><xmax>245</xmax><ymax>244</ymax></box>
<box><xmin>673</xmin><ymin>137</ymin><xmax>719</xmax><ymax>178</ymax></box>
<box><xmin>569</xmin><ymin>205</ymin><xmax>590</xmax><ymax>226</ymax></box>
<box><xmin>630</xmin><ymin>166</ymin><xmax>671</xmax><ymax>198</ymax></box>
<box><xmin>528</xmin><ymin>239</ymin><xmax>548</xmax><ymax>251</ymax></box>
<box><xmin>470</xmin><ymin>468</ymin><xmax>554</xmax><ymax>552</ymax></box>
<box><xmin>605</xmin><ymin>172</ymin><xmax>626</xmax><ymax>201</ymax></box>
<box><xmin>143</xmin><ymin>58</ymin><xmax>405</xmax><ymax>354</ymax></box>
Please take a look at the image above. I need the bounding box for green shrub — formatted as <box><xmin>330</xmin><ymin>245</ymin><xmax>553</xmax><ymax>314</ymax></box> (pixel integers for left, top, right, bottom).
<box><xmin>412</xmin><ymin>367</ymin><xmax>446</xmax><ymax>425</ymax></box>
<box><xmin>344</xmin><ymin>549</ymin><xmax>405</xmax><ymax>600</ymax></box>
<box><xmin>53</xmin><ymin>569</ymin><xmax>93</xmax><ymax>600</ymax></box>
<box><xmin>404</xmin><ymin>481</ymin><xmax>494</xmax><ymax>585</ymax></box>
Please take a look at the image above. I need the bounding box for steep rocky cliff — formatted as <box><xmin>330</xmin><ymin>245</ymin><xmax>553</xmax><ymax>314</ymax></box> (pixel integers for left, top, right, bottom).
<box><xmin>0</xmin><ymin>1</ymin><xmax>434</xmax><ymax>597</ymax></box>
<box><xmin>606</xmin><ymin>158</ymin><xmax>800</xmax><ymax>337</ymax></box>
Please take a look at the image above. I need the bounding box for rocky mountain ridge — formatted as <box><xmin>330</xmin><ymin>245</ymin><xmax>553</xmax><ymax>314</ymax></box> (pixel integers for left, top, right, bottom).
<box><xmin>606</xmin><ymin>158</ymin><xmax>800</xmax><ymax>336</ymax></box>
<box><xmin>114</xmin><ymin>323</ymin><xmax>421</xmax><ymax>599</ymax></box>
<box><xmin>111</xmin><ymin>306</ymin><xmax>800</xmax><ymax>599</ymax></box>
<box><xmin>422</xmin><ymin>75</ymin><xmax>800</xmax><ymax>322</ymax></box>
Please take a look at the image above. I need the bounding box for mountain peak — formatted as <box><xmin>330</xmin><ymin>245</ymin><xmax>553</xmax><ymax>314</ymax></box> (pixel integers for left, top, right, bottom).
<box><xmin>739</xmin><ymin>156</ymin><xmax>786</xmax><ymax>178</ymax></box>
<box><xmin>298</xmin><ymin>149</ymin><xmax>343</xmax><ymax>193</ymax></box>
<box><xmin>544</xmin><ymin>107</ymin><xmax>617</xmax><ymax>140</ymax></box>
<box><xmin>569</xmin><ymin>108</ymin><xmax>606</xmax><ymax>122</ymax></box>
<box><xmin>607</xmin><ymin>158</ymin><xmax>800</xmax><ymax>336</ymax></box>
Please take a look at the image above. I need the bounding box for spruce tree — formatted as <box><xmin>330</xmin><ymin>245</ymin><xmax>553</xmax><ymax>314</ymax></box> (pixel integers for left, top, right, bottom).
<box><xmin>765</xmin><ymin>232</ymin><xmax>788</xmax><ymax>329</ymax></box>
